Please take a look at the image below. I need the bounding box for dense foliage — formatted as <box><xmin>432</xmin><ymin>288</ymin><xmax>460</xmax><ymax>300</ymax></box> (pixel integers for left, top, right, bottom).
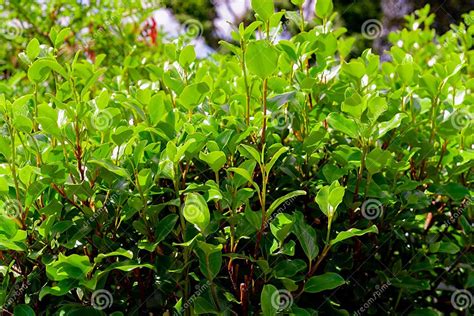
<box><xmin>0</xmin><ymin>0</ymin><xmax>473</xmax><ymax>315</ymax></box>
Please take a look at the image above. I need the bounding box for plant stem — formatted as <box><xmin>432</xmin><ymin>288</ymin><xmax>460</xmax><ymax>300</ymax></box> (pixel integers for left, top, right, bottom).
<box><xmin>240</xmin><ymin>40</ymin><xmax>251</xmax><ymax>126</ymax></box>
<box><xmin>261</xmin><ymin>78</ymin><xmax>268</xmax><ymax>146</ymax></box>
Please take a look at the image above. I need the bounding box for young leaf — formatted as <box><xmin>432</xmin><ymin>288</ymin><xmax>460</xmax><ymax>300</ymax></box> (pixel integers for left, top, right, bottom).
<box><xmin>330</xmin><ymin>225</ymin><xmax>379</xmax><ymax>246</ymax></box>
<box><xmin>183</xmin><ymin>193</ymin><xmax>210</xmax><ymax>232</ymax></box>
<box><xmin>251</xmin><ymin>0</ymin><xmax>274</xmax><ymax>22</ymax></box>
<box><xmin>246</xmin><ymin>40</ymin><xmax>278</xmax><ymax>79</ymax></box>
<box><xmin>327</xmin><ymin>112</ymin><xmax>359</xmax><ymax>138</ymax></box>
<box><xmin>261</xmin><ymin>284</ymin><xmax>278</xmax><ymax>316</ymax></box>
<box><xmin>195</xmin><ymin>241</ymin><xmax>222</xmax><ymax>280</ymax></box>
<box><xmin>267</xmin><ymin>190</ymin><xmax>306</xmax><ymax>216</ymax></box>
<box><xmin>315</xmin><ymin>181</ymin><xmax>344</xmax><ymax>218</ymax></box>
<box><xmin>293</xmin><ymin>212</ymin><xmax>319</xmax><ymax>261</ymax></box>
<box><xmin>199</xmin><ymin>151</ymin><xmax>227</xmax><ymax>173</ymax></box>
<box><xmin>26</xmin><ymin>38</ymin><xmax>40</xmax><ymax>60</ymax></box>
<box><xmin>315</xmin><ymin>0</ymin><xmax>334</xmax><ymax>19</ymax></box>
<box><xmin>179</xmin><ymin>45</ymin><xmax>196</xmax><ymax>68</ymax></box>
<box><xmin>265</xmin><ymin>146</ymin><xmax>288</xmax><ymax>174</ymax></box>
<box><xmin>305</xmin><ymin>272</ymin><xmax>345</xmax><ymax>293</ymax></box>
<box><xmin>270</xmin><ymin>213</ymin><xmax>293</xmax><ymax>243</ymax></box>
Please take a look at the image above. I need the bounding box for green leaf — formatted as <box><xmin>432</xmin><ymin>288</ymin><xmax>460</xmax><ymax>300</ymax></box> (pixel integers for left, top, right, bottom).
<box><xmin>291</xmin><ymin>0</ymin><xmax>305</xmax><ymax>6</ymax></box>
<box><xmin>239</xmin><ymin>144</ymin><xmax>262</xmax><ymax>164</ymax></box>
<box><xmin>342</xmin><ymin>90</ymin><xmax>366</xmax><ymax>118</ymax></box>
<box><xmin>270</xmin><ymin>213</ymin><xmax>293</xmax><ymax>243</ymax></box>
<box><xmin>149</xmin><ymin>93</ymin><xmax>164</xmax><ymax>125</ymax></box>
<box><xmin>194</xmin><ymin>296</ymin><xmax>219</xmax><ymax>314</ymax></box>
<box><xmin>315</xmin><ymin>0</ymin><xmax>334</xmax><ymax>19</ymax></box>
<box><xmin>366</xmin><ymin>147</ymin><xmax>391</xmax><ymax>174</ymax></box>
<box><xmin>420</xmin><ymin>73</ymin><xmax>439</xmax><ymax>97</ymax></box>
<box><xmin>377</xmin><ymin>113</ymin><xmax>407</xmax><ymax>138</ymax></box>
<box><xmin>94</xmin><ymin>248</ymin><xmax>133</xmax><ymax>264</ymax></box>
<box><xmin>246</xmin><ymin>40</ymin><xmax>279</xmax><ymax>79</ymax></box>
<box><xmin>305</xmin><ymin>272</ymin><xmax>345</xmax><ymax>293</ymax></box>
<box><xmin>178</xmin><ymin>82</ymin><xmax>210</xmax><ymax>109</ymax></box>
<box><xmin>46</xmin><ymin>254</ymin><xmax>93</xmax><ymax>281</ymax></box>
<box><xmin>28</xmin><ymin>58</ymin><xmax>67</xmax><ymax>82</ymax></box>
<box><xmin>293</xmin><ymin>212</ymin><xmax>319</xmax><ymax>261</ymax></box>
<box><xmin>251</xmin><ymin>0</ymin><xmax>274</xmax><ymax>21</ymax></box>
<box><xmin>397</xmin><ymin>63</ymin><xmax>414</xmax><ymax>84</ymax></box>
<box><xmin>26</xmin><ymin>38</ymin><xmax>40</xmax><ymax>60</ymax></box>
<box><xmin>327</xmin><ymin>112</ymin><xmax>359</xmax><ymax>138</ymax></box>
<box><xmin>96</xmin><ymin>89</ymin><xmax>109</xmax><ymax>109</ymax></box>
<box><xmin>13</xmin><ymin>115</ymin><xmax>33</xmax><ymax>133</ymax></box>
<box><xmin>429</xmin><ymin>241</ymin><xmax>460</xmax><ymax>254</ymax></box>
<box><xmin>367</xmin><ymin>96</ymin><xmax>387</xmax><ymax>122</ymax></box>
<box><xmin>267</xmin><ymin>190</ymin><xmax>306</xmax><ymax>217</ymax></box>
<box><xmin>54</xmin><ymin>28</ymin><xmax>71</xmax><ymax>48</ymax></box>
<box><xmin>330</xmin><ymin>225</ymin><xmax>378</xmax><ymax>246</ymax></box>
<box><xmin>183</xmin><ymin>193</ymin><xmax>210</xmax><ymax>232</ymax></box>
<box><xmin>265</xmin><ymin>146</ymin><xmax>288</xmax><ymax>174</ymax></box>
<box><xmin>227</xmin><ymin>167</ymin><xmax>260</xmax><ymax>193</ymax></box>
<box><xmin>155</xmin><ymin>214</ymin><xmax>179</xmax><ymax>243</ymax></box>
<box><xmin>343</xmin><ymin>60</ymin><xmax>365</xmax><ymax>79</ymax></box>
<box><xmin>179</xmin><ymin>45</ymin><xmax>196</xmax><ymax>68</ymax></box>
<box><xmin>39</xmin><ymin>280</ymin><xmax>76</xmax><ymax>300</ymax></box>
<box><xmin>199</xmin><ymin>151</ymin><xmax>227</xmax><ymax>173</ymax></box>
<box><xmin>261</xmin><ymin>284</ymin><xmax>278</xmax><ymax>316</ymax></box>
<box><xmin>88</xmin><ymin>159</ymin><xmax>130</xmax><ymax>178</ymax></box>
<box><xmin>315</xmin><ymin>181</ymin><xmax>344</xmax><ymax>218</ymax></box>
<box><xmin>0</xmin><ymin>215</ymin><xmax>19</xmax><ymax>239</ymax></box>
<box><xmin>195</xmin><ymin>241</ymin><xmax>222</xmax><ymax>280</ymax></box>
<box><xmin>14</xmin><ymin>305</ymin><xmax>35</xmax><ymax>316</ymax></box>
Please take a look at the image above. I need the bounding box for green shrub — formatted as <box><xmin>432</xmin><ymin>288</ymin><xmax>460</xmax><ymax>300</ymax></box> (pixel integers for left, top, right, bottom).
<box><xmin>0</xmin><ymin>0</ymin><xmax>473</xmax><ymax>315</ymax></box>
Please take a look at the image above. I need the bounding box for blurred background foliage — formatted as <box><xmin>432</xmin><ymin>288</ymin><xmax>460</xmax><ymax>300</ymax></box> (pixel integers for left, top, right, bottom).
<box><xmin>1</xmin><ymin>0</ymin><xmax>473</xmax><ymax>79</ymax></box>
